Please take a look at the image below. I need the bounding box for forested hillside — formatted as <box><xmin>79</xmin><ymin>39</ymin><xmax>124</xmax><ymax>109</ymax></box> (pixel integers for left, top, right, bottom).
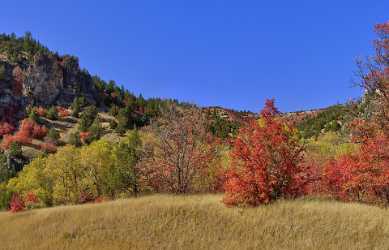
<box><xmin>0</xmin><ymin>20</ymin><xmax>389</xmax><ymax>229</ymax></box>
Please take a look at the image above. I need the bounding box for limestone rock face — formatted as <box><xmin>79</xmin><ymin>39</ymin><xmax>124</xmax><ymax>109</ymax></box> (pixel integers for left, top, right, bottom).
<box><xmin>0</xmin><ymin>53</ymin><xmax>100</xmax><ymax>122</ymax></box>
<box><xmin>24</xmin><ymin>53</ymin><xmax>64</xmax><ymax>105</ymax></box>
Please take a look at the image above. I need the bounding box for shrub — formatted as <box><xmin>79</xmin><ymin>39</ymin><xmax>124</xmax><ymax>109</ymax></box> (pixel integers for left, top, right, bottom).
<box><xmin>223</xmin><ymin>100</ymin><xmax>307</xmax><ymax>206</ymax></box>
<box><xmin>0</xmin><ymin>122</ymin><xmax>15</xmax><ymax>137</ymax></box>
<box><xmin>109</xmin><ymin>105</ymin><xmax>119</xmax><ymax>116</ymax></box>
<box><xmin>24</xmin><ymin>192</ymin><xmax>40</xmax><ymax>209</ymax></box>
<box><xmin>147</xmin><ymin>106</ymin><xmax>220</xmax><ymax>193</ymax></box>
<box><xmin>1</xmin><ymin>134</ymin><xmax>32</xmax><ymax>150</ymax></box>
<box><xmin>71</xmin><ymin>97</ymin><xmax>86</xmax><ymax>118</ymax></box>
<box><xmin>116</xmin><ymin>107</ymin><xmax>133</xmax><ymax>134</ymax></box>
<box><xmin>46</xmin><ymin>106</ymin><xmax>58</xmax><ymax>120</ymax></box>
<box><xmin>47</xmin><ymin>128</ymin><xmax>60</xmax><ymax>143</ymax></box>
<box><xmin>9</xmin><ymin>193</ymin><xmax>25</xmax><ymax>213</ymax></box>
<box><xmin>68</xmin><ymin>132</ymin><xmax>82</xmax><ymax>147</ymax></box>
<box><xmin>0</xmin><ymin>184</ymin><xmax>12</xmax><ymax>210</ymax></box>
<box><xmin>34</xmin><ymin>106</ymin><xmax>47</xmax><ymax>117</ymax></box>
<box><xmin>40</xmin><ymin>142</ymin><xmax>57</xmax><ymax>153</ymax></box>
<box><xmin>79</xmin><ymin>106</ymin><xmax>98</xmax><ymax>132</ymax></box>
<box><xmin>79</xmin><ymin>131</ymin><xmax>91</xmax><ymax>143</ymax></box>
<box><xmin>88</xmin><ymin>118</ymin><xmax>103</xmax><ymax>142</ymax></box>
<box><xmin>57</xmin><ymin>107</ymin><xmax>70</xmax><ymax>118</ymax></box>
<box><xmin>15</xmin><ymin>119</ymin><xmax>48</xmax><ymax>140</ymax></box>
<box><xmin>0</xmin><ymin>151</ymin><xmax>15</xmax><ymax>183</ymax></box>
<box><xmin>109</xmin><ymin>119</ymin><xmax>118</xmax><ymax>129</ymax></box>
<box><xmin>324</xmin><ymin>134</ymin><xmax>389</xmax><ymax>205</ymax></box>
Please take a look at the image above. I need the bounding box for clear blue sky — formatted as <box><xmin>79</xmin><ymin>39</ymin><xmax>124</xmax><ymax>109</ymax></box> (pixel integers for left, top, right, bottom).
<box><xmin>1</xmin><ymin>1</ymin><xmax>388</xmax><ymax>112</ymax></box>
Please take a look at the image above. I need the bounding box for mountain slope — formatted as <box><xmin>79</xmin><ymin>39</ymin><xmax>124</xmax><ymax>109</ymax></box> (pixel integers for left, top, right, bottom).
<box><xmin>0</xmin><ymin>195</ymin><xmax>388</xmax><ymax>250</ymax></box>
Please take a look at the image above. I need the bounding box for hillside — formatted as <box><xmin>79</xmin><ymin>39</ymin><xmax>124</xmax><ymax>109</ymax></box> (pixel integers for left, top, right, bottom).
<box><xmin>0</xmin><ymin>195</ymin><xmax>388</xmax><ymax>250</ymax></box>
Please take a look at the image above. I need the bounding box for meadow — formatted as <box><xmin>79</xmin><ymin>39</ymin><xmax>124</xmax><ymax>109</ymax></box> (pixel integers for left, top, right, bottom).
<box><xmin>1</xmin><ymin>195</ymin><xmax>389</xmax><ymax>250</ymax></box>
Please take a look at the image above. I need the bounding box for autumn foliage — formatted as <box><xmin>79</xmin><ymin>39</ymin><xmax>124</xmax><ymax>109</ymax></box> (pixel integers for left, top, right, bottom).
<box><xmin>323</xmin><ymin>134</ymin><xmax>389</xmax><ymax>204</ymax></box>
<box><xmin>39</xmin><ymin>142</ymin><xmax>57</xmax><ymax>153</ymax></box>
<box><xmin>57</xmin><ymin>107</ymin><xmax>70</xmax><ymax>118</ymax></box>
<box><xmin>9</xmin><ymin>193</ymin><xmax>25</xmax><ymax>213</ymax></box>
<box><xmin>1</xmin><ymin>119</ymin><xmax>48</xmax><ymax>149</ymax></box>
<box><xmin>148</xmin><ymin>106</ymin><xmax>220</xmax><ymax>193</ymax></box>
<box><xmin>0</xmin><ymin>122</ymin><xmax>15</xmax><ymax>137</ymax></box>
<box><xmin>223</xmin><ymin>100</ymin><xmax>308</xmax><ymax>206</ymax></box>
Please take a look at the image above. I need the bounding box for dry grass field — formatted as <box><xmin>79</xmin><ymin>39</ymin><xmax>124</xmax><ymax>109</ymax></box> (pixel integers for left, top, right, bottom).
<box><xmin>1</xmin><ymin>195</ymin><xmax>389</xmax><ymax>250</ymax></box>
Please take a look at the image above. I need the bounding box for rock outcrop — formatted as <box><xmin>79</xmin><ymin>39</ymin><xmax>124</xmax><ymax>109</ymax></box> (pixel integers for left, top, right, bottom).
<box><xmin>0</xmin><ymin>52</ymin><xmax>100</xmax><ymax>122</ymax></box>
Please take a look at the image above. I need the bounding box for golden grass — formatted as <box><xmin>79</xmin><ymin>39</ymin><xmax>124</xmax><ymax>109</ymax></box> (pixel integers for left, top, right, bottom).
<box><xmin>1</xmin><ymin>195</ymin><xmax>389</xmax><ymax>250</ymax></box>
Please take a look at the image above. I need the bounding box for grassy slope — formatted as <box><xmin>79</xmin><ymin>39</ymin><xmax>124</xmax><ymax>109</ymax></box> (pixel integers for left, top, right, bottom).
<box><xmin>1</xmin><ymin>195</ymin><xmax>389</xmax><ymax>250</ymax></box>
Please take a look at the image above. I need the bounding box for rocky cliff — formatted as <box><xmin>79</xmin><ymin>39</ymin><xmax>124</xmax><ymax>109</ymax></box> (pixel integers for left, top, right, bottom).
<box><xmin>0</xmin><ymin>52</ymin><xmax>100</xmax><ymax>122</ymax></box>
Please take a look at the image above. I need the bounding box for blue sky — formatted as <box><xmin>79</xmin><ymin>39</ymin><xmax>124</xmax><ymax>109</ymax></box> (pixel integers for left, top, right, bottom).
<box><xmin>1</xmin><ymin>1</ymin><xmax>388</xmax><ymax>112</ymax></box>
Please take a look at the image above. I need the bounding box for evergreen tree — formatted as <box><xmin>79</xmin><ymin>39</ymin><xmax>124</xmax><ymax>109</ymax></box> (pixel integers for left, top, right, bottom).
<box><xmin>46</xmin><ymin>106</ymin><xmax>58</xmax><ymax>120</ymax></box>
<box><xmin>79</xmin><ymin>106</ymin><xmax>98</xmax><ymax>132</ymax></box>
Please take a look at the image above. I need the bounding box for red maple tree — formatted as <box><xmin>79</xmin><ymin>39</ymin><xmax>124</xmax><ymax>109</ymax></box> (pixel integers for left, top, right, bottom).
<box><xmin>223</xmin><ymin>99</ymin><xmax>307</xmax><ymax>206</ymax></box>
<box><xmin>324</xmin><ymin>134</ymin><xmax>389</xmax><ymax>204</ymax></box>
<box><xmin>9</xmin><ymin>193</ymin><xmax>25</xmax><ymax>213</ymax></box>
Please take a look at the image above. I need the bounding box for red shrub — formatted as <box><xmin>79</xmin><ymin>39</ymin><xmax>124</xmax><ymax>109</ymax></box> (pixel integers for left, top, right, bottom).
<box><xmin>94</xmin><ymin>197</ymin><xmax>104</xmax><ymax>203</ymax></box>
<box><xmin>19</xmin><ymin>119</ymin><xmax>48</xmax><ymax>139</ymax></box>
<box><xmin>79</xmin><ymin>191</ymin><xmax>95</xmax><ymax>204</ymax></box>
<box><xmin>24</xmin><ymin>192</ymin><xmax>40</xmax><ymax>209</ymax></box>
<box><xmin>40</xmin><ymin>142</ymin><xmax>57</xmax><ymax>153</ymax></box>
<box><xmin>1</xmin><ymin>134</ymin><xmax>32</xmax><ymax>150</ymax></box>
<box><xmin>223</xmin><ymin>100</ymin><xmax>307</xmax><ymax>206</ymax></box>
<box><xmin>57</xmin><ymin>107</ymin><xmax>70</xmax><ymax>118</ymax></box>
<box><xmin>32</xmin><ymin>124</ymin><xmax>48</xmax><ymax>139</ymax></box>
<box><xmin>25</xmin><ymin>192</ymin><xmax>39</xmax><ymax>204</ymax></box>
<box><xmin>79</xmin><ymin>131</ymin><xmax>91</xmax><ymax>142</ymax></box>
<box><xmin>9</xmin><ymin>193</ymin><xmax>25</xmax><ymax>213</ymax></box>
<box><xmin>34</xmin><ymin>107</ymin><xmax>47</xmax><ymax>117</ymax></box>
<box><xmin>1</xmin><ymin>119</ymin><xmax>49</xmax><ymax>149</ymax></box>
<box><xmin>0</xmin><ymin>122</ymin><xmax>15</xmax><ymax>137</ymax></box>
<box><xmin>324</xmin><ymin>134</ymin><xmax>389</xmax><ymax>204</ymax></box>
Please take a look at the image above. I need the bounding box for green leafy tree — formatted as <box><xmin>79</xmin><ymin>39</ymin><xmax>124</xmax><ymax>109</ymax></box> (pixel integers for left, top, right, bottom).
<box><xmin>71</xmin><ymin>97</ymin><xmax>86</xmax><ymax>118</ymax></box>
<box><xmin>0</xmin><ymin>183</ymin><xmax>12</xmax><ymax>210</ymax></box>
<box><xmin>79</xmin><ymin>106</ymin><xmax>98</xmax><ymax>132</ymax></box>
<box><xmin>86</xmin><ymin>118</ymin><xmax>103</xmax><ymax>143</ymax></box>
<box><xmin>68</xmin><ymin>132</ymin><xmax>82</xmax><ymax>147</ymax></box>
<box><xmin>9</xmin><ymin>142</ymin><xmax>22</xmax><ymax>158</ymax></box>
<box><xmin>47</xmin><ymin>128</ymin><xmax>60</xmax><ymax>143</ymax></box>
<box><xmin>111</xmin><ymin>130</ymin><xmax>143</xmax><ymax>196</ymax></box>
<box><xmin>28</xmin><ymin>110</ymin><xmax>39</xmax><ymax>123</ymax></box>
<box><xmin>0</xmin><ymin>151</ymin><xmax>14</xmax><ymax>183</ymax></box>
<box><xmin>46</xmin><ymin>107</ymin><xmax>58</xmax><ymax>120</ymax></box>
<box><xmin>116</xmin><ymin>107</ymin><xmax>133</xmax><ymax>134</ymax></box>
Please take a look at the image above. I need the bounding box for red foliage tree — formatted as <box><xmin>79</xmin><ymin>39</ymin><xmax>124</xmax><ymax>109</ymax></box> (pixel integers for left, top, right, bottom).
<box><xmin>79</xmin><ymin>131</ymin><xmax>91</xmax><ymax>143</ymax></box>
<box><xmin>9</xmin><ymin>193</ymin><xmax>25</xmax><ymax>213</ymax></box>
<box><xmin>223</xmin><ymin>99</ymin><xmax>307</xmax><ymax>206</ymax></box>
<box><xmin>18</xmin><ymin>119</ymin><xmax>48</xmax><ymax>140</ymax></box>
<box><xmin>34</xmin><ymin>106</ymin><xmax>47</xmax><ymax>117</ymax></box>
<box><xmin>1</xmin><ymin>134</ymin><xmax>32</xmax><ymax>150</ymax></box>
<box><xmin>39</xmin><ymin>142</ymin><xmax>57</xmax><ymax>153</ymax></box>
<box><xmin>0</xmin><ymin>122</ymin><xmax>15</xmax><ymax>137</ymax></box>
<box><xmin>324</xmin><ymin>134</ymin><xmax>389</xmax><ymax>204</ymax></box>
<box><xmin>57</xmin><ymin>107</ymin><xmax>70</xmax><ymax>118</ymax></box>
<box><xmin>357</xmin><ymin>21</ymin><xmax>389</xmax><ymax>132</ymax></box>
<box><xmin>1</xmin><ymin>119</ymin><xmax>48</xmax><ymax>150</ymax></box>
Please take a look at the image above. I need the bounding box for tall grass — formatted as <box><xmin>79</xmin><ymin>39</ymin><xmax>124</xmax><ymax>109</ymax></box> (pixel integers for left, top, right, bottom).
<box><xmin>0</xmin><ymin>195</ymin><xmax>388</xmax><ymax>250</ymax></box>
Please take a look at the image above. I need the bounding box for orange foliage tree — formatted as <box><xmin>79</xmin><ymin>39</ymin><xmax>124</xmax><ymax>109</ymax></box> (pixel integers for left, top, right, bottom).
<box><xmin>322</xmin><ymin>21</ymin><xmax>389</xmax><ymax>205</ymax></box>
<box><xmin>1</xmin><ymin>119</ymin><xmax>48</xmax><ymax>149</ymax></box>
<box><xmin>0</xmin><ymin>122</ymin><xmax>15</xmax><ymax>137</ymax></box>
<box><xmin>223</xmin><ymin>100</ymin><xmax>308</xmax><ymax>206</ymax></box>
<box><xmin>357</xmin><ymin>21</ymin><xmax>389</xmax><ymax>131</ymax></box>
<box><xmin>9</xmin><ymin>193</ymin><xmax>25</xmax><ymax>213</ymax></box>
<box><xmin>324</xmin><ymin>134</ymin><xmax>389</xmax><ymax>204</ymax></box>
